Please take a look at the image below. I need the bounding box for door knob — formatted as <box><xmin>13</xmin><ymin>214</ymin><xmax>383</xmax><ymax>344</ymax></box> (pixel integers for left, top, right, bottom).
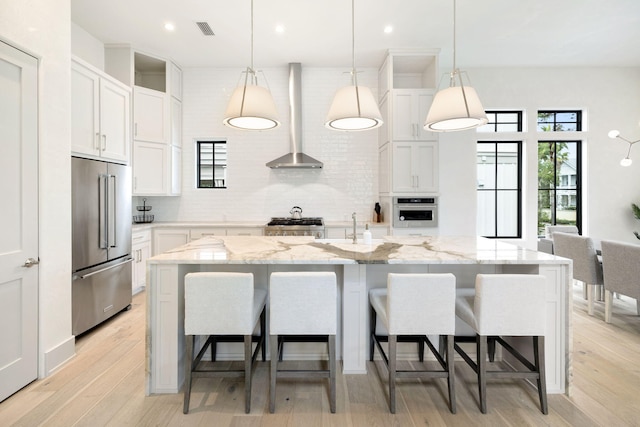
<box><xmin>23</xmin><ymin>257</ymin><xmax>39</xmax><ymax>267</ymax></box>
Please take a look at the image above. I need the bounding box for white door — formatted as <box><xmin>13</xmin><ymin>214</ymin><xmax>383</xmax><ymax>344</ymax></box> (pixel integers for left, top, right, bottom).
<box><xmin>100</xmin><ymin>78</ymin><xmax>130</xmax><ymax>162</ymax></box>
<box><xmin>0</xmin><ymin>41</ymin><xmax>39</xmax><ymax>402</ymax></box>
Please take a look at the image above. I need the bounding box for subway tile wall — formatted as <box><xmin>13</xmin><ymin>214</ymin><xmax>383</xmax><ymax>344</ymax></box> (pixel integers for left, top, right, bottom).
<box><xmin>141</xmin><ymin>66</ymin><xmax>381</xmax><ymax>223</ymax></box>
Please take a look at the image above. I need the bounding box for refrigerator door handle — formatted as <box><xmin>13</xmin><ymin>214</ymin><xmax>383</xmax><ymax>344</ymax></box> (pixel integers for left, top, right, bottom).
<box><xmin>79</xmin><ymin>257</ymin><xmax>133</xmax><ymax>279</ymax></box>
<box><xmin>107</xmin><ymin>174</ymin><xmax>117</xmax><ymax>248</ymax></box>
<box><xmin>99</xmin><ymin>174</ymin><xmax>108</xmax><ymax>249</ymax></box>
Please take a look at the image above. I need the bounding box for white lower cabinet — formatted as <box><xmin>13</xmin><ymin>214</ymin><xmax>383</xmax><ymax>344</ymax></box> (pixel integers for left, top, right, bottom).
<box><xmin>190</xmin><ymin>228</ymin><xmax>226</xmax><ymax>240</ymax></box>
<box><xmin>226</xmin><ymin>227</ymin><xmax>263</xmax><ymax>236</ymax></box>
<box><xmin>131</xmin><ymin>229</ymin><xmax>151</xmax><ymax>295</ymax></box>
<box><xmin>152</xmin><ymin>228</ymin><xmax>190</xmax><ymax>256</ymax></box>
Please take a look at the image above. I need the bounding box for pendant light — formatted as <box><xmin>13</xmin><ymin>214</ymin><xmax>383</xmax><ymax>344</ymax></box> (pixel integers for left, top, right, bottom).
<box><xmin>608</xmin><ymin>130</ymin><xmax>638</xmax><ymax>167</ymax></box>
<box><xmin>424</xmin><ymin>0</ymin><xmax>488</xmax><ymax>132</ymax></box>
<box><xmin>325</xmin><ymin>0</ymin><xmax>383</xmax><ymax>131</ymax></box>
<box><xmin>223</xmin><ymin>0</ymin><xmax>280</xmax><ymax>130</ymax></box>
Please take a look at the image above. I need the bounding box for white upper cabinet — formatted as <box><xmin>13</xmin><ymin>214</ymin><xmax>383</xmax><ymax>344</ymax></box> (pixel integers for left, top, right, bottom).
<box><xmin>391</xmin><ymin>141</ymin><xmax>439</xmax><ymax>193</ymax></box>
<box><xmin>71</xmin><ymin>58</ymin><xmax>130</xmax><ymax>164</ymax></box>
<box><xmin>105</xmin><ymin>46</ymin><xmax>182</xmax><ymax>196</ymax></box>
<box><xmin>133</xmin><ymin>86</ymin><xmax>169</xmax><ymax>143</ymax></box>
<box><xmin>392</xmin><ymin>89</ymin><xmax>436</xmax><ymax>141</ymax></box>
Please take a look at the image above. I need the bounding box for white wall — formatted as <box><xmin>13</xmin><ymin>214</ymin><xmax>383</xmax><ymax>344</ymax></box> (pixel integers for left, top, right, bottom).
<box><xmin>0</xmin><ymin>0</ymin><xmax>75</xmax><ymax>376</ymax></box>
<box><xmin>71</xmin><ymin>22</ymin><xmax>104</xmax><ymax>70</ymax></box>
<box><xmin>143</xmin><ymin>66</ymin><xmax>381</xmax><ymax>223</ymax></box>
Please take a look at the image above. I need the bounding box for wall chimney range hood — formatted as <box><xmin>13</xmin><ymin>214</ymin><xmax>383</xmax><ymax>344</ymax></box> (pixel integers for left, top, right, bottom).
<box><xmin>266</xmin><ymin>63</ymin><xmax>323</xmax><ymax>169</ymax></box>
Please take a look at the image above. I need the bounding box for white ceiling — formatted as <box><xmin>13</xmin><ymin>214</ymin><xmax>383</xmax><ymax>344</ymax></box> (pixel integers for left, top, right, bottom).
<box><xmin>71</xmin><ymin>0</ymin><xmax>640</xmax><ymax>69</ymax></box>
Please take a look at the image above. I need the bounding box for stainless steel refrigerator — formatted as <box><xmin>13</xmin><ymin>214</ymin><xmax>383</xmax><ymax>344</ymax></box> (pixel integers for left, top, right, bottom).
<box><xmin>72</xmin><ymin>157</ymin><xmax>132</xmax><ymax>335</ymax></box>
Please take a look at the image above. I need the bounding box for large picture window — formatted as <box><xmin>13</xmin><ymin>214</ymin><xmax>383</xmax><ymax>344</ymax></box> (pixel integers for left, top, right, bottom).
<box><xmin>477</xmin><ymin>142</ymin><xmax>522</xmax><ymax>238</ymax></box>
<box><xmin>537</xmin><ymin>141</ymin><xmax>581</xmax><ymax>235</ymax></box>
<box><xmin>197</xmin><ymin>140</ymin><xmax>227</xmax><ymax>188</ymax></box>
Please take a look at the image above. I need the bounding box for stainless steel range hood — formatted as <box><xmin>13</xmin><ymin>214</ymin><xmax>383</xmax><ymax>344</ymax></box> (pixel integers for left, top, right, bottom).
<box><xmin>266</xmin><ymin>63</ymin><xmax>323</xmax><ymax>169</ymax></box>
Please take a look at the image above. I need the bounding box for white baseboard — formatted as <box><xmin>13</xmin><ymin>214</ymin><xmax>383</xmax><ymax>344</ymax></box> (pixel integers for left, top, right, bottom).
<box><xmin>43</xmin><ymin>335</ymin><xmax>76</xmax><ymax>377</ymax></box>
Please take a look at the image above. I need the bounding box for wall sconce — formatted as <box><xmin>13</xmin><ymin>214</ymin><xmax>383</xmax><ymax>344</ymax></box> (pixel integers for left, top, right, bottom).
<box><xmin>608</xmin><ymin>130</ymin><xmax>638</xmax><ymax>167</ymax></box>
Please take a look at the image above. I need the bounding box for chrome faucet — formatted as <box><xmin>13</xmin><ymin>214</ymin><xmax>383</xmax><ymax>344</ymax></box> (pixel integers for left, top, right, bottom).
<box><xmin>351</xmin><ymin>212</ymin><xmax>357</xmax><ymax>244</ymax></box>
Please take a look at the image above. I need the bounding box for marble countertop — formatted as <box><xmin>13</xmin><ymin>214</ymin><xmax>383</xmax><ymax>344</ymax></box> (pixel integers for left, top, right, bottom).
<box><xmin>148</xmin><ymin>235</ymin><xmax>569</xmax><ymax>265</ymax></box>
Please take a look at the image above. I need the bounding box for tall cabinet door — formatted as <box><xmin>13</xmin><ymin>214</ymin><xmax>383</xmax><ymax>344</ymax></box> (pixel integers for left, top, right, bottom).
<box><xmin>100</xmin><ymin>79</ymin><xmax>130</xmax><ymax>163</ymax></box>
<box><xmin>134</xmin><ymin>86</ymin><xmax>168</xmax><ymax>143</ymax></box>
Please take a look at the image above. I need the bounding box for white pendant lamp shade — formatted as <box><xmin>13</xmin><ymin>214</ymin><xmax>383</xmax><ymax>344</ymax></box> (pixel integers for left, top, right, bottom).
<box><xmin>425</xmin><ymin>85</ymin><xmax>488</xmax><ymax>132</ymax></box>
<box><xmin>325</xmin><ymin>85</ymin><xmax>383</xmax><ymax>131</ymax></box>
<box><xmin>223</xmin><ymin>83</ymin><xmax>280</xmax><ymax>130</ymax></box>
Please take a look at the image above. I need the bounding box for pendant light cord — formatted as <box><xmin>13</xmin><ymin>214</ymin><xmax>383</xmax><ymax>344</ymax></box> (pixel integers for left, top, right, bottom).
<box><xmin>452</xmin><ymin>0</ymin><xmax>456</xmax><ymax>72</ymax></box>
<box><xmin>351</xmin><ymin>0</ymin><xmax>362</xmax><ymax>115</ymax></box>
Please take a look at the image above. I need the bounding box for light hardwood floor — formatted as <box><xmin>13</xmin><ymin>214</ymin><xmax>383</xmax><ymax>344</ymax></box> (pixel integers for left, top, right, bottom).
<box><xmin>2</xmin><ymin>286</ymin><xmax>639</xmax><ymax>427</ymax></box>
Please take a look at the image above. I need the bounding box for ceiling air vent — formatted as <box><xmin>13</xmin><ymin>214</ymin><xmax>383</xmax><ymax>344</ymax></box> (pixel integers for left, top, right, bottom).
<box><xmin>195</xmin><ymin>22</ymin><xmax>215</xmax><ymax>36</ymax></box>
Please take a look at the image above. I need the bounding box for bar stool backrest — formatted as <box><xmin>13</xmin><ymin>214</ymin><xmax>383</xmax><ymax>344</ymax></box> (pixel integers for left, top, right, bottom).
<box><xmin>184</xmin><ymin>272</ymin><xmax>256</xmax><ymax>335</ymax></box>
<box><xmin>387</xmin><ymin>273</ymin><xmax>456</xmax><ymax>335</ymax></box>
<box><xmin>475</xmin><ymin>274</ymin><xmax>547</xmax><ymax>336</ymax></box>
<box><xmin>269</xmin><ymin>272</ymin><xmax>337</xmax><ymax>335</ymax></box>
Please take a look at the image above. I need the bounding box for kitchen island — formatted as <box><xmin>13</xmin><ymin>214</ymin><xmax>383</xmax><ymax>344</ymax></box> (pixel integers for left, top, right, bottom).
<box><xmin>146</xmin><ymin>236</ymin><xmax>572</xmax><ymax>396</ymax></box>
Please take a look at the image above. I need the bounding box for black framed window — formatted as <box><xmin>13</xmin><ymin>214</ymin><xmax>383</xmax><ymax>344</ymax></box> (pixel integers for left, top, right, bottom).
<box><xmin>537</xmin><ymin>141</ymin><xmax>582</xmax><ymax>235</ymax></box>
<box><xmin>477</xmin><ymin>141</ymin><xmax>522</xmax><ymax>238</ymax></box>
<box><xmin>477</xmin><ymin>110</ymin><xmax>523</xmax><ymax>133</ymax></box>
<box><xmin>537</xmin><ymin>110</ymin><xmax>582</xmax><ymax>132</ymax></box>
<box><xmin>197</xmin><ymin>140</ymin><xmax>227</xmax><ymax>188</ymax></box>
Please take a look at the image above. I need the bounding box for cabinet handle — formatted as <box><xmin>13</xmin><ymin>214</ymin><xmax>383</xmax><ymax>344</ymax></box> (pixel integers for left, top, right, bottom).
<box><xmin>134</xmin><ymin>177</ymin><xmax>137</xmax><ymax>191</ymax></box>
<box><xmin>102</xmin><ymin>134</ymin><xmax>107</xmax><ymax>151</ymax></box>
<box><xmin>95</xmin><ymin>132</ymin><xmax>100</xmax><ymax>150</ymax></box>
<box><xmin>134</xmin><ymin>123</ymin><xmax>138</xmax><ymax>137</ymax></box>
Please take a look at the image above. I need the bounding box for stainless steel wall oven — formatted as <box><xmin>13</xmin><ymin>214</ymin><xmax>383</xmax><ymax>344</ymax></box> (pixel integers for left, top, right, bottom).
<box><xmin>393</xmin><ymin>197</ymin><xmax>438</xmax><ymax>228</ymax></box>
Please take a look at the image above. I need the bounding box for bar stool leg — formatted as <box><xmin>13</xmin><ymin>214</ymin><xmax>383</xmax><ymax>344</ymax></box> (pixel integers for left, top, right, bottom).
<box><xmin>534</xmin><ymin>336</ymin><xmax>548</xmax><ymax>414</ymax></box>
<box><xmin>244</xmin><ymin>335</ymin><xmax>252</xmax><ymax>413</ymax></box>
<box><xmin>183</xmin><ymin>335</ymin><xmax>194</xmax><ymax>414</ymax></box>
<box><xmin>260</xmin><ymin>309</ymin><xmax>267</xmax><ymax>361</ymax></box>
<box><xmin>477</xmin><ymin>335</ymin><xmax>488</xmax><ymax>414</ymax></box>
<box><xmin>329</xmin><ymin>335</ymin><xmax>337</xmax><ymax>413</ymax></box>
<box><xmin>369</xmin><ymin>305</ymin><xmax>376</xmax><ymax>361</ymax></box>
<box><xmin>269</xmin><ymin>335</ymin><xmax>278</xmax><ymax>413</ymax></box>
<box><xmin>445</xmin><ymin>335</ymin><xmax>457</xmax><ymax>414</ymax></box>
<box><xmin>389</xmin><ymin>335</ymin><xmax>397</xmax><ymax>414</ymax></box>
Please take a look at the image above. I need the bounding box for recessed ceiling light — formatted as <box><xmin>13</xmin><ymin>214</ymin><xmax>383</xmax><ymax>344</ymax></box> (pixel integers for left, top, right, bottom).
<box><xmin>164</xmin><ymin>22</ymin><xmax>175</xmax><ymax>32</ymax></box>
<box><xmin>275</xmin><ymin>24</ymin><xmax>285</xmax><ymax>33</ymax></box>
<box><xmin>384</xmin><ymin>25</ymin><xmax>393</xmax><ymax>34</ymax></box>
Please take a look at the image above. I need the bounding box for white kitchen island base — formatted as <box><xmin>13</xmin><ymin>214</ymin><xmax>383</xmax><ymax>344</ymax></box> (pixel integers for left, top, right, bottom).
<box><xmin>145</xmin><ymin>237</ymin><xmax>571</xmax><ymax>396</ymax></box>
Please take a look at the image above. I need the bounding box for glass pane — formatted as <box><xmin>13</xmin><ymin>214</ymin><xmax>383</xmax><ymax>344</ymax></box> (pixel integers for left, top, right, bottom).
<box><xmin>497</xmin><ymin>190</ymin><xmax>518</xmax><ymax>236</ymax></box>
<box><xmin>538</xmin><ymin>189</ymin><xmax>554</xmax><ymax>236</ymax></box>
<box><xmin>477</xmin><ymin>191</ymin><xmax>496</xmax><ymax>237</ymax></box>
<box><xmin>556</xmin><ymin>112</ymin><xmax>577</xmax><ymax>122</ymax></box>
<box><xmin>477</xmin><ymin>143</ymin><xmax>496</xmax><ymax>189</ymax></box>
<box><xmin>537</xmin><ymin>112</ymin><xmax>554</xmax><ymax>123</ymax></box>
<box><xmin>496</xmin><ymin>123</ymin><xmax>519</xmax><ymax>132</ymax></box>
<box><xmin>556</xmin><ymin>142</ymin><xmax>577</xmax><ymax>189</ymax></box>
<box><xmin>538</xmin><ymin>142</ymin><xmax>556</xmax><ymax>189</ymax></box>
<box><xmin>556</xmin><ymin>189</ymin><xmax>577</xmax><ymax>225</ymax></box>
<box><xmin>496</xmin><ymin>143</ymin><xmax>518</xmax><ymax>189</ymax></box>
<box><xmin>555</xmin><ymin>123</ymin><xmax>577</xmax><ymax>131</ymax></box>
<box><xmin>499</xmin><ymin>113</ymin><xmax>519</xmax><ymax>122</ymax></box>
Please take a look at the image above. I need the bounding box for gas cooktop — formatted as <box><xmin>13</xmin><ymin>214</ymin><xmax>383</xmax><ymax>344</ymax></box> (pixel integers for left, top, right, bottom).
<box><xmin>267</xmin><ymin>217</ymin><xmax>324</xmax><ymax>226</ymax></box>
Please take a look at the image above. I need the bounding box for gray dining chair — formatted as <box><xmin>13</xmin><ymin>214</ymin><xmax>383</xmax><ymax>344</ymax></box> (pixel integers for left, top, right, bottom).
<box><xmin>537</xmin><ymin>225</ymin><xmax>579</xmax><ymax>255</ymax></box>
<box><xmin>600</xmin><ymin>240</ymin><xmax>640</xmax><ymax>323</ymax></box>
<box><xmin>553</xmin><ymin>232</ymin><xmax>603</xmax><ymax>316</ymax></box>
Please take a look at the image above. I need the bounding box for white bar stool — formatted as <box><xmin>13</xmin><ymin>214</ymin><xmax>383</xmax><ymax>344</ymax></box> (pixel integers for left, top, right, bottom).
<box><xmin>369</xmin><ymin>273</ymin><xmax>457</xmax><ymax>414</ymax></box>
<box><xmin>454</xmin><ymin>274</ymin><xmax>548</xmax><ymax>414</ymax></box>
<box><xmin>268</xmin><ymin>272</ymin><xmax>337</xmax><ymax>413</ymax></box>
<box><xmin>183</xmin><ymin>272</ymin><xmax>267</xmax><ymax>414</ymax></box>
